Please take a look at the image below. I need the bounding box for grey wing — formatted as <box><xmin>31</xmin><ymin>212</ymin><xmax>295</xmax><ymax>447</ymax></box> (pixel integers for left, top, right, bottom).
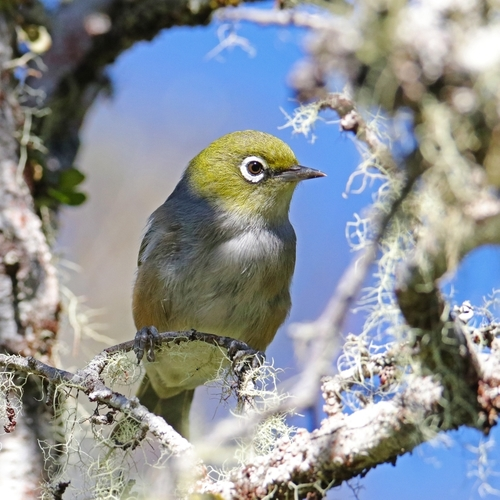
<box><xmin>137</xmin><ymin>222</ymin><xmax>153</xmax><ymax>267</ymax></box>
<box><xmin>132</xmin><ymin>202</ymin><xmax>182</xmax><ymax>331</ymax></box>
<box><xmin>137</xmin><ymin>202</ymin><xmax>182</xmax><ymax>267</ymax></box>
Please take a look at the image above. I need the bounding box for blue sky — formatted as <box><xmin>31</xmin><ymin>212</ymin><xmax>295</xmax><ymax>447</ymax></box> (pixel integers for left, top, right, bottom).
<box><xmin>58</xmin><ymin>14</ymin><xmax>500</xmax><ymax>500</ymax></box>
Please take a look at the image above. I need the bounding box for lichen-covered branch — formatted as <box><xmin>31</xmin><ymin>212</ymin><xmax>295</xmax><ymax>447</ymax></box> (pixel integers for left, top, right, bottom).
<box><xmin>395</xmin><ymin>153</ymin><xmax>500</xmax><ymax>430</ymax></box>
<box><xmin>0</xmin><ymin>14</ymin><xmax>61</xmax><ymax>499</ymax></box>
<box><xmin>196</xmin><ymin>339</ymin><xmax>500</xmax><ymax>499</ymax></box>
<box><xmin>280</xmin><ymin>92</ymin><xmax>398</xmax><ymax>176</ymax></box>
<box><xmin>0</xmin><ymin>351</ymin><xmax>194</xmax><ymax>456</ymax></box>
<box><xmin>1</xmin><ymin>321</ymin><xmax>499</xmax><ymax>499</ymax></box>
<box><xmin>1</xmin><ymin>0</ymin><xmax>500</xmax><ymax>498</ymax></box>
<box><xmin>0</xmin><ymin>329</ymin><xmax>263</xmax><ymax>457</ymax></box>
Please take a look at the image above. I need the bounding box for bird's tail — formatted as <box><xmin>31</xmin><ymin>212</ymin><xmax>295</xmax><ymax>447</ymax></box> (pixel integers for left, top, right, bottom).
<box><xmin>136</xmin><ymin>375</ymin><xmax>194</xmax><ymax>438</ymax></box>
<box><xmin>112</xmin><ymin>375</ymin><xmax>194</xmax><ymax>447</ymax></box>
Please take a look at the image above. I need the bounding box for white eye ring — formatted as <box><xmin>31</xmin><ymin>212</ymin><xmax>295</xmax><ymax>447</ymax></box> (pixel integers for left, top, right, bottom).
<box><xmin>239</xmin><ymin>156</ymin><xmax>267</xmax><ymax>183</ymax></box>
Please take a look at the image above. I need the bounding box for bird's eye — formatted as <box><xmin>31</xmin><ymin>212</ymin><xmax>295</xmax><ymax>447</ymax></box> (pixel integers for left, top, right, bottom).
<box><xmin>240</xmin><ymin>156</ymin><xmax>267</xmax><ymax>183</ymax></box>
<box><xmin>247</xmin><ymin>161</ymin><xmax>263</xmax><ymax>175</ymax></box>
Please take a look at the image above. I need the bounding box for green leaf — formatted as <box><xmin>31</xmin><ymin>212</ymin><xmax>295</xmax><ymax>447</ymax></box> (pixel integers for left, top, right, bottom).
<box><xmin>47</xmin><ymin>187</ymin><xmax>87</xmax><ymax>206</ymax></box>
<box><xmin>59</xmin><ymin>168</ymin><xmax>86</xmax><ymax>190</ymax></box>
<box><xmin>64</xmin><ymin>191</ymin><xmax>87</xmax><ymax>206</ymax></box>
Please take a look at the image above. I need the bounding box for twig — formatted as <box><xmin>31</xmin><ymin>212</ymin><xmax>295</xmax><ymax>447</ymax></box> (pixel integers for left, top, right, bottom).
<box><xmin>0</xmin><ymin>330</ymin><xmax>263</xmax><ymax>456</ymax></box>
<box><xmin>216</xmin><ymin>7</ymin><xmax>339</xmax><ymax>30</ymax></box>
<box><xmin>281</xmin><ymin>93</ymin><xmax>398</xmax><ymax>175</ymax></box>
<box><xmin>0</xmin><ymin>353</ymin><xmax>193</xmax><ymax>457</ymax></box>
<box><xmin>319</xmin><ymin>93</ymin><xmax>398</xmax><ymax>175</ymax></box>
<box><xmin>105</xmin><ymin>329</ymin><xmax>262</xmax><ymax>360</ymax></box>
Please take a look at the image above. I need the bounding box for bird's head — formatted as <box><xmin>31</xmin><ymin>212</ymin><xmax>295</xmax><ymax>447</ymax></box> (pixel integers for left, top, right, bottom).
<box><xmin>186</xmin><ymin>130</ymin><xmax>325</xmax><ymax>223</ymax></box>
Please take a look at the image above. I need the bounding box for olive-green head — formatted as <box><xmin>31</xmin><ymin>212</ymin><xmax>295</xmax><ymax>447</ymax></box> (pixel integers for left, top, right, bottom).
<box><xmin>186</xmin><ymin>130</ymin><xmax>325</xmax><ymax>222</ymax></box>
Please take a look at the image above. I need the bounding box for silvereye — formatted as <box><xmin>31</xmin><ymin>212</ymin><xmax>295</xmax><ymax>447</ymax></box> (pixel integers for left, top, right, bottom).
<box><xmin>133</xmin><ymin>130</ymin><xmax>324</xmax><ymax>437</ymax></box>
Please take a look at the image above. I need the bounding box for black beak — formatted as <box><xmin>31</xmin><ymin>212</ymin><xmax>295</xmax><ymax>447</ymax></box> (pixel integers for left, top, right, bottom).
<box><xmin>277</xmin><ymin>165</ymin><xmax>326</xmax><ymax>182</ymax></box>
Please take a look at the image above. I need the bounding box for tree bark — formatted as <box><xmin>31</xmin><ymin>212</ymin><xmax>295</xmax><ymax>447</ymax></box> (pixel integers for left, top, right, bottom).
<box><xmin>0</xmin><ymin>13</ymin><xmax>60</xmax><ymax>498</ymax></box>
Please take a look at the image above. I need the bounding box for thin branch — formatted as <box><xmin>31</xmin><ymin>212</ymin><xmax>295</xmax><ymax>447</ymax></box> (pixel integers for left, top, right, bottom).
<box><xmin>318</xmin><ymin>93</ymin><xmax>398</xmax><ymax>175</ymax></box>
<box><xmin>0</xmin><ymin>352</ymin><xmax>194</xmax><ymax>457</ymax></box>
<box><xmin>104</xmin><ymin>329</ymin><xmax>263</xmax><ymax>360</ymax></box>
<box><xmin>0</xmin><ymin>329</ymin><xmax>263</xmax><ymax>456</ymax></box>
<box><xmin>216</xmin><ymin>7</ymin><xmax>339</xmax><ymax>30</ymax></box>
<box><xmin>280</xmin><ymin>93</ymin><xmax>398</xmax><ymax>175</ymax></box>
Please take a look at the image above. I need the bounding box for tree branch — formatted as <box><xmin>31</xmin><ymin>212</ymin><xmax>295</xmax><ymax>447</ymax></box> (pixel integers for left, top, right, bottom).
<box><xmin>0</xmin><ymin>350</ymin><xmax>195</xmax><ymax>456</ymax></box>
<box><xmin>396</xmin><ymin>163</ymin><xmax>500</xmax><ymax>430</ymax></box>
<box><xmin>197</xmin><ymin>344</ymin><xmax>500</xmax><ymax>498</ymax></box>
<box><xmin>216</xmin><ymin>6</ymin><xmax>338</xmax><ymax>29</ymax></box>
<box><xmin>25</xmin><ymin>0</ymin><xmax>264</xmax><ymax>175</ymax></box>
<box><xmin>0</xmin><ymin>319</ymin><xmax>499</xmax><ymax>498</ymax></box>
<box><xmin>0</xmin><ymin>14</ymin><xmax>61</xmax><ymax>498</ymax></box>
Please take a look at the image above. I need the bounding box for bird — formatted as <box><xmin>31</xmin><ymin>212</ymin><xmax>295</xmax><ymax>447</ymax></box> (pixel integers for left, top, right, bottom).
<box><xmin>132</xmin><ymin>130</ymin><xmax>325</xmax><ymax>438</ymax></box>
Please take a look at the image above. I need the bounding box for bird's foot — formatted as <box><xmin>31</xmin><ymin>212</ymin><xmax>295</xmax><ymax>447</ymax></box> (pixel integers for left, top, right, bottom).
<box><xmin>133</xmin><ymin>326</ymin><xmax>160</xmax><ymax>363</ymax></box>
<box><xmin>227</xmin><ymin>340</ymin><xmax>265</xmax><ymax>375</ymax></box>
<box><xmin>227</xmin><ymin>341</ymin><xmax>265</xmax><ymax>408</ymax></box>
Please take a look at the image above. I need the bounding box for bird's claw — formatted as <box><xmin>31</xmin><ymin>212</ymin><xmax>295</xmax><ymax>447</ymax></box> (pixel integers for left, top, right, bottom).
<box><xmin>133</xmin><ymin>326</ymin><xmax>160</xmax><ymax>363</ymax></box>
<box><xmin>227</xmin><ymin>340</ymin><xmax>265</xmax><ymax>376</ymax></box>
